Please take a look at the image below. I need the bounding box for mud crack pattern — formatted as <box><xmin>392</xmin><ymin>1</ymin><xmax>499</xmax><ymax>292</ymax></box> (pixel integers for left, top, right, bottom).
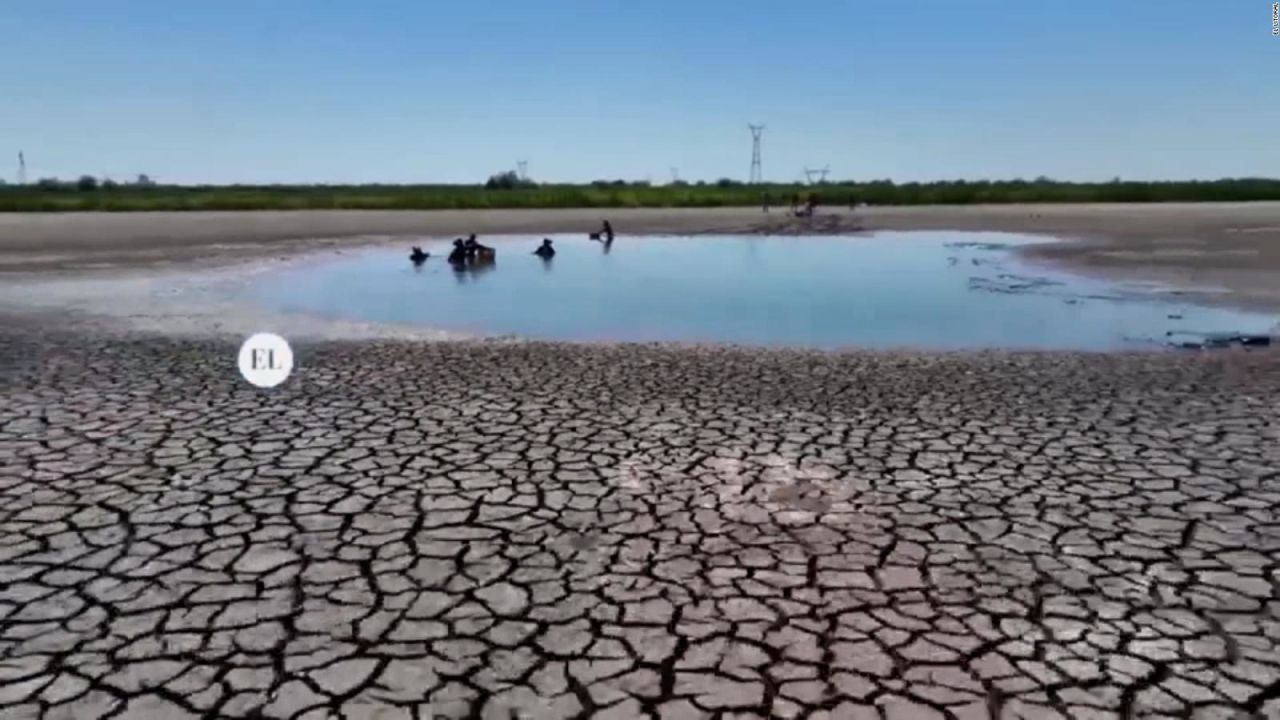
<box><xmin>1</xmin><ymin>325</ymin><xmax>1278</xmax><ymax>719</ymax></box>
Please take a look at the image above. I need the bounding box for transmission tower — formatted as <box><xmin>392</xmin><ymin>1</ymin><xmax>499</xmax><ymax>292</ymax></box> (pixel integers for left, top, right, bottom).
<box><xmin>17</xmin><ymin>151</ymin><xmax>26</xmax><ymax>185</ymax></box>
<box><xmin>748</xmin><ymin>124</ymin><xmax>765</xmax><ymax>184</ymax></box>
<box><xmin>803</xmin><ymin>166</ymin><xmax>830</xmax><ymax>185</ymax></box>
<box><xmin>670</xmin><ymin>167</ymin><xmax>680</xmax><ymax>183</ymax></box>
<box><xmin>516</xmin><ymin>161</ymin><xmax>528</xmax><ymax>181</ymax></box>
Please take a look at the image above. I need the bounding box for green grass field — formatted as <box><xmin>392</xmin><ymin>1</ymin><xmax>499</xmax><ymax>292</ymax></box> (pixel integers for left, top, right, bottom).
<box><xmin>3</xmin><ymin>178</ymin><xmax>1280</xmax><ymax>212</ymax></box>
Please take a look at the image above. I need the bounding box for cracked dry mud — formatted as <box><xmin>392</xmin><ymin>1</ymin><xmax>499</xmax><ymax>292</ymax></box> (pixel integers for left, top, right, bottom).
<box><xmin>1</xmin><ymin>324</ymin><xmax>1279</xmax><ymax>719</ymax></box>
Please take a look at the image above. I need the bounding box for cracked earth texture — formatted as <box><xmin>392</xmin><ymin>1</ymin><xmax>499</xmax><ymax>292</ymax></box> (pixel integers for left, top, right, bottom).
<box><xmin>1</xmin><ymin>323</ymin><xmax>1279</xmax><ymax>719</ymax></box>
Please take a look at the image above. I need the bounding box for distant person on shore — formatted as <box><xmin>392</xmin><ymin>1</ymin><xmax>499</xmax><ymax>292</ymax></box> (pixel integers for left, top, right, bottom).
<box><xmin>534</xmin><ymin>238</ymin><xmax>556</xmax><ymax>259</ymax></box>
<box><xmin>790</xmin><ymin>193</ymin><xmax>800</xmax><ymax>216</ymax></box>
<box><xmin>806</xmin><ymin>193</ymin><xmax>818</xmax><ymax>216</ymax></box>
<box><xmin>762</xmin><ymin>192</ymin><xmax>770</xmax><ymax>213</ymax></box>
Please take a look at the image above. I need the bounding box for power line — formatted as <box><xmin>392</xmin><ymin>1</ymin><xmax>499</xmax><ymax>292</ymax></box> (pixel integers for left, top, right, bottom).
<box><xmin>748</xmin><ymin>124</ymin><xmax>765</xmax><ymax>184</ymax></box>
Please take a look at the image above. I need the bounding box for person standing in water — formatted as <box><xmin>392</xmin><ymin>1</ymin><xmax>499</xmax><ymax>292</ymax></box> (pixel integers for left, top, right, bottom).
<box><xmin>447</xmin><ymin>239</ymin><xmax>467</xmax><ymax>265</ymax></box>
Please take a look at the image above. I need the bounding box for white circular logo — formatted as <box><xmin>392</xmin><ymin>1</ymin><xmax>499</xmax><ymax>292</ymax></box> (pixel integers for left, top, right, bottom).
<box><xmin>237</xmin><ymin>333</ymin><xmax>294</xmax><ymax>388</ymax></box>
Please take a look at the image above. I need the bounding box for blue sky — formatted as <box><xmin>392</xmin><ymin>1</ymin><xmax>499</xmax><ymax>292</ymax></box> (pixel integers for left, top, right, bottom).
<box><xmin>3</xmin><ymin>1</ymin><xmax>1277</xmax><ymax>184</ymax></box>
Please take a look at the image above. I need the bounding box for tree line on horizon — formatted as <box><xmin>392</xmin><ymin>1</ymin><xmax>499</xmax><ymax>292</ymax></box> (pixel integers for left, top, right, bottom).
<box><xmin>3</xmin><ymin>173</ymin><xmax>1280</xmax><ymax>211</ymax></box>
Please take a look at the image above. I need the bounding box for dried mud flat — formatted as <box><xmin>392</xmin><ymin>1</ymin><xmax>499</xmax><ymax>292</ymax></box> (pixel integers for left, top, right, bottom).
<box><xmin>1</xmin><ymin>316</ymin><xmax>1278</xmax><ymax>719</ymax></box>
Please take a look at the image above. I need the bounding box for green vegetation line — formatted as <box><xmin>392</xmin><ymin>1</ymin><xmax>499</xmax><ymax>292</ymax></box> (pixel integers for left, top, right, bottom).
<box><xmin>3</xmin><ymin>174</ymin><xmax>1280</xmax><ymax>212</ymax></box>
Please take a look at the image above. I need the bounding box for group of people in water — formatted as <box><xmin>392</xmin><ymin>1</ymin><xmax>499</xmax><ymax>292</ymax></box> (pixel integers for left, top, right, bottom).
<box><xmin>449</xmin><ymin>234</ymin><xmax>496</xmax><ymax>265</ymax></box>
<box><xmin>409</xmin><ymin>221</ymin><xmax>614</xmax><ymax>269</ymax></box>
<box><xmin>408</xmin><ymin>233</ymin><xmax>496</xmax><ymax>267</ymax></box>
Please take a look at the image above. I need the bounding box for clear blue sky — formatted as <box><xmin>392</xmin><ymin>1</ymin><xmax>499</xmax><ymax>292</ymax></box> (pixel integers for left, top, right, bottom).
<box><xmin>3</xmin><ymin>1</ymin><xmax>1277</xmax><ymax>185</ymax></box>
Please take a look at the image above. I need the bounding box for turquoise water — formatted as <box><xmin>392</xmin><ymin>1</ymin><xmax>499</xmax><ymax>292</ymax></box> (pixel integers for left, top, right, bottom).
<box><xmin>248</xmin><ymin>232</ymin><xmax>1277</xmax><ymax>350</ymax></box>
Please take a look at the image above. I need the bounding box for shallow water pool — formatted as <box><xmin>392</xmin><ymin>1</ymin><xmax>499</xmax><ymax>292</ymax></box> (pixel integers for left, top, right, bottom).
<box><xmin>248</xmin><ymin>232</ymin><xmax>1278</xmax><ymax>350</ymax></box>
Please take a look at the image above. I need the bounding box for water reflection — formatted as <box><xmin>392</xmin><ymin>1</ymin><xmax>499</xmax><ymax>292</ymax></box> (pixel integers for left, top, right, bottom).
<box><xmin>448</xmin><ymin>255</ymin><xmax>496</xmax><ymax>283</ymax></box>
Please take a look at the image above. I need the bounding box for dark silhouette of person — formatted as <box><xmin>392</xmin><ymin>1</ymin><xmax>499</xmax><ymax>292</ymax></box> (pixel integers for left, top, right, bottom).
<box><xmin>602</xmin><ymin>220</ymin><xmax>614</xmax><ymax>242</ymax></box>
<box><xmin>409</xmin><ymin>246</ymin><xmax>428</xmax><ymax>264</ymax></box>
<box><xmin>534</xmin><ymin>238</ymin><xmax>556</xmax><ymax>259</ymax></box>
<box><xmin>447</xmin><ymin>238</ymin><xmax>468</xmax><ymax>265</ymax></box>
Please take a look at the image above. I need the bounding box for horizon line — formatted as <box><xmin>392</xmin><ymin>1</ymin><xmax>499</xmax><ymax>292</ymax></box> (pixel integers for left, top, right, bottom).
<box><xmin>6</xmin><ymin>176</ymin><xmax>1280</xmax><ymax>188</ymax></box>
